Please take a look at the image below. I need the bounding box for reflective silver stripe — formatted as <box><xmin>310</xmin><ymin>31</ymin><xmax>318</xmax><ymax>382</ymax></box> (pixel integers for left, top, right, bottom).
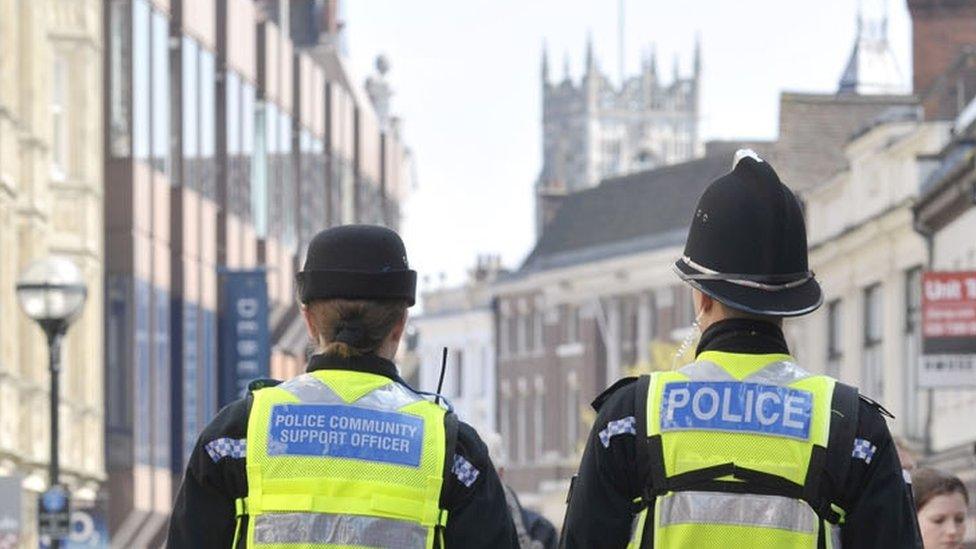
<box><xmin>356</xmin><ymin>381</ymin><xmax>423</xmax><ymax>411</ymax></box>
<box><xmin>743</xmin><ymin>361</ymin><xmax>812</xmax><ymax>386</ymax></box>
<box><xmin>678</xmin><ymin>361</ymin><xmax>736</xmax><ymax>381</ymax></box>
<box><xmin>680</xmin><ymin>255</ymin><xmax>814</xmax><ymax>291</ymax></box>
<box><xmin>279</xmin><ymin>373</ymin><xmax>422</xmax><ymax>411</ymax></box>
<box><xmin>278</xmin><ymin>374</ymin><xmax>345</xmax><ymax>404</ymax></box>
<box><xmin>253</xmin><ymin>512</ymin><xmax>428</xmax><ymax>548</ymax></box>
<box><xmin>830</xmin><ymin>524</ymin><xmax>842</xmax><ymax>549</ymax></box>
<box><xmin>658</xmin><ymin>491</ymin><xmax>818</xmax><ymax>533</ymax></box>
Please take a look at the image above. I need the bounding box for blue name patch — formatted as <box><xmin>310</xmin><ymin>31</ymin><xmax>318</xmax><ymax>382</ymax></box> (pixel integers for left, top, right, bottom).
<box><xmin>267</xmin><ymin>404</ymin><xmax>424</xmax><ymax>467</ymax></box>
<box><xmin>660</xmin><ymin>381</ymin><xmax>813</xmax><ymax>440</ymax></box>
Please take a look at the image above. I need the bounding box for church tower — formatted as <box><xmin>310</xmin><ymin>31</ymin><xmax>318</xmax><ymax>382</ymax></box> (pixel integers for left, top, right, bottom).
<box><xmin>838</xmin><ymin>0</ymin><xmax>907</xmax><ymax>95</ymax></box>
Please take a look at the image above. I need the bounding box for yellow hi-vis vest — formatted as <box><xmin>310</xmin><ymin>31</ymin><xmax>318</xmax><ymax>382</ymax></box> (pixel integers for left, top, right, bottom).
<box><xmin>235</xmin><ymin>369</ymin><xmax>450</xmax><ymax>549</ymax></box>
<box><xmin>628</xmin><ymin>351</ymin><xmax>852</xmax><ymax>549</ymax></box>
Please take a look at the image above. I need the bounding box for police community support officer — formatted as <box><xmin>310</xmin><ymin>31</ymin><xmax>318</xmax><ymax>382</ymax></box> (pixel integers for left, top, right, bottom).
<box><xmin>167</xmin><ymin>225</ymin><xmax>518</xmax><ymax>548</ymax></box>
<box><xmin>561</xmin><ymin>151</ymin><xmax>922</xmax><ymax>548</ymax></box>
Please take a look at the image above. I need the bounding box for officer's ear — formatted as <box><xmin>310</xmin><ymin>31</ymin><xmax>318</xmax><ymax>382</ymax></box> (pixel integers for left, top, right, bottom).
<box><xmin>387</xmin><ymin>309</ymin><xmax>408</xmax><ymax>343</ymax></box>
<box><xmin>302</xmin><ymin>305</ymin><xmax>318</xmax><ymax>341</ymax></box>
<box><xmin>693</xmin><ymin>289</ymin><xmax>716</xmax><ymax>317</ymax></box>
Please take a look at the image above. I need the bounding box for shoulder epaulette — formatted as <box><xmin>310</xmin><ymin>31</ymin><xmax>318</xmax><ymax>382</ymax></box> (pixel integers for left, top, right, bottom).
<box><xmin>858</xmin><ymin>394</ymin><xmax>895</xmax><ymax>419</ymax></box>
<box><xmin>591</xmin><ymin>376</ymin><xmax>639</xmax><ymax>412</ymax></box>
<box><xmin>248</xmin><ymin>378</ymin><xmax>282</xmax><ymax>393</ymax></box>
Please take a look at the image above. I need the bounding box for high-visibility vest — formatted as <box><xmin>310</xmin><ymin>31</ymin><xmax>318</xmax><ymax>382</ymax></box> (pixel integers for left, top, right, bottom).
<box><xmin>628</xmin><ymin>350</ymin><xmax>852</xmax><ymax>549</ymax></box>
<box><xmin>235</xmin><ymin>369</ymin><xmax>450</xmax><ymax>549</ymax></box>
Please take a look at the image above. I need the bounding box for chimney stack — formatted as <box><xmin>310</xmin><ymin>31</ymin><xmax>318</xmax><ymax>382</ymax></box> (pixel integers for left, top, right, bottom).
<box><xmin>907</xmin><ymin>0</ymin><xmax>976</xmax><ymax>99</ymax></box>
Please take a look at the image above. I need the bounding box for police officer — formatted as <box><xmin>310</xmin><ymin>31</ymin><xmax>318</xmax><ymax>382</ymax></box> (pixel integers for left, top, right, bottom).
<box><xmin>168</xmin><ymin>225</ymin><xmax>518</xmax><ymax>548</ymax></box>
<box><xmin>561</xmin><ymin>151</ymin><xmax>922</xmax><ymax>548</ymax></box>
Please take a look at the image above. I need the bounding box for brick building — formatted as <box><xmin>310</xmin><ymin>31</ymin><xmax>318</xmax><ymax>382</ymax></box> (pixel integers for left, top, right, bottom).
<box><xmin>494</xmin><ymin>154</ymin><xmax>731</xmax><ymax>512</ymax></box>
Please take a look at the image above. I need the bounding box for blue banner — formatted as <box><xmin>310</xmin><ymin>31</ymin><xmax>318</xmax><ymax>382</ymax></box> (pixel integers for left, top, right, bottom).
<box><xmin>660</xmin><ymin>381</ymin><xmax>813</xmax><ymax>440</ymax></box>
<box><xmin>268</xmin><ymin>404</ymin><xmax>424</xmax><ymax>467</ymax></box>
<box><xmin>218</xmin><ymin>269</ymin><xmax>270</xmax><ymax>408</ymax></box>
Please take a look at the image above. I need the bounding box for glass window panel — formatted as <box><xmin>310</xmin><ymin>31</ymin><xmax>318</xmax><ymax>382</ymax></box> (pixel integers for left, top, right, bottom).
<box><xmin>151</xmin><ymin>9</ymin><xmax>169</xmax><ymax>175</ymax></box>
<box><xmin>199</xmin><ymin>49</ymin><xmax>216</xmax><ymax>198</ymax></box>
<box><xmin>181</xmin><ymin>37</ymin><xmax>199</xmax><ymax>159</ymax></box>
<box><xmin>109</xmin><ymin>0</ymin><xmax>131</xmax><ymax>157</ymax></box>
<box><xmin>226</xmin><ymin>72</ymin><xmax>241</xmax><ymax>156</ymax></box>
<box><xmin>280</xmin><ymin>111</ymin><xmax>295</xmax><ymax>245</ymax></box>
<box><xmin>153</xmin><ymin>287</ymin><xmax>171</xmax><ymax>469</ymax></box>
<box><xmin>199</xmin><ymin>50</ymin><xmax>216</xmax><ymax>158</ymax></box>
<box><xmin>252</xmin><ymin>103</ymin><xmax>269</xmax><ymax>237</ymax></box>
<box><xmin>180</xmin><ymin>37</ymin><xmax>198</xmax><ymax>190</ymax></box>
<box><xmin>132</xmin><ymin>0</ymin><xmax>151</xmax><ymax>160</ymax></box>
<box><xmin>241</xmin><ymin>82</ymin><xmax>255</xmax><ymax>154</ymax></box>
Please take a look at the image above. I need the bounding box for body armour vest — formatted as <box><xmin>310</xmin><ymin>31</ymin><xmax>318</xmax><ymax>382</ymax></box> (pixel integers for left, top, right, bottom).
<box><xmin>236</xmin><ymin>369</ymin><xmax>449</xmax><ymax>549</ymax></box>
<box><xmin>628</xmin><ymin>351</ymin><xmax>853</xmax><ymax>549</ymax></box>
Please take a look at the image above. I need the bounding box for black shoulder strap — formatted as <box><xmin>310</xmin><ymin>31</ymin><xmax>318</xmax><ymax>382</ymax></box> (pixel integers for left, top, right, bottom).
<box><xmin>632</xmin><ymin>375</ymin><xmax>655</xmax><ymax>503</ymax></box>
<box><xmin>825</xmin><ymin>382</ymin><xmax>859</xmax><ymax>501</ymax></box>
<box><xmin>439</xmin><ymin>411</ymin><xmax>460</xmax><ymax>508</ymax></box>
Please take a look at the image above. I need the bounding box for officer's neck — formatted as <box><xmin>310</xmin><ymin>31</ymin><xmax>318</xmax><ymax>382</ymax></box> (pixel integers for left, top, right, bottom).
<box><xmin>696</xmin><ymin>318</ymin><xmax>789</xmax><ymax>356</ymax></box>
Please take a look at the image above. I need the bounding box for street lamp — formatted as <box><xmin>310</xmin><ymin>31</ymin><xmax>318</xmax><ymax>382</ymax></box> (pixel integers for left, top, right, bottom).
<box><xmin>16</xmin><ymin>256</ymin><xmax>87</xmax><ymax>548</ymax></box>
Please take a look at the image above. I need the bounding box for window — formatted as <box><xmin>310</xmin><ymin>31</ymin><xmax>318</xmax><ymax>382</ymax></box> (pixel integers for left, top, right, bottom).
<box><xmin>51</xmin><ymin>55</ymin><xmax>68</xmax><ymax>178</ymax></box>
<box><xmin>181</xmin><ymin>37</ymin><xmax>199</xmax><ymax>188</ymax></box>
<box><xmin>826</xmin><ymin>300</ymin><xmax>842</xmax><ymax>377</ymax></box>
<box><xmin>132</xmin><ymin>0</ymin><xmax>151</xmax><ymax>160</ymax></box>
<box><xmin>534</xmin><ymin>310</ymin><xmax>544</xmax><ymax>351</ymax></box>
<box><xmin>109</xmin><ymin>0</ymin><xmax>131</xmax><ymax>157</ymax></box>
<box><xmin>199</xmin><ymin>49</ymin><xmax>216</xmax><ymax>197</ymax></box>
<box><xmin>151</xmin><ymin>9</ymin><xmax>170</xmax><ymax>176</ymax></box>
<box><xmin>516</xmin><ymin>313</ymin><xmax>527</xmax><ymax>356</ymax></box>
<box><xmin>153</xmin><ymin>287</ymin><xmax>171</xmax><ymax>469</ymax></box>
<box><xmin>525</xmin><ymin>310</ymin><xmax>535</xmax><ymax>353</ymax></box>
<box><xmin>452</xmin><ymin>349</ymin><xmax>464</xmax><ymax>398</ymax></box>
<box><xmin>181</xmin><ymin>301</ymin><xmax>199</xmax><ymax>462</ymax></box>
<box><xmin>134</xmin><ymin>280</ymin><xmax>151</xmax><ymax>465</ymax></box>
<box><xmin>566</xmin><ymin>375</ymin><xmax>579</xmax><ymax>455</ymax></box>
<box><xmin>863</xmin><ymin>284</ymin><xmax>884</xmax><ymax>399</ymax></box>
<box><xmin>508</xmin><ymin>313</ymin><xmax>518</xmax><ymax>357</ymax></box>
<box><xmin>252</xmin><ymin>102</ymin><xmax>268</xmax><ymax>236</ymax></box>
<box><xmin>564</xmin><ymin>304</ymin><xmax>579</xmax><ymax>343</ymax></box>
<box><xmin>240</xmin><ymin>81</ymin><xmax>256</xmax><ymax>220</ymax></box>
<box><xmin>279</xmin><ymin>111</ymin><xmax>295</xmax><ymax>245</ymax></box>
<box><xmin>516</xmin><ymin>384</ymin><xmax>527</xmax><ymax>464</ymax></box>
<box><xmin>534</xmin><ymin>379</ymin><xmax>544</xmax><ymax>460</ymax></box>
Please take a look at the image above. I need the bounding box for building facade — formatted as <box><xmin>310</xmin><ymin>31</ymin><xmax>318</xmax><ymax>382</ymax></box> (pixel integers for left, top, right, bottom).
<box><xmin>0</xmin><ymin>0</ymin><xmax>105</xmax><ymax>546</ymax></box>
<box><xmin>103</xmin><ymin>0</ymin><xmax>413</xmax><ymax>544</ymax></box>
<box><xmin>914</xmin><ymin>98</ymin><xmax>976</xmax><ymax>517</ymax></box>
<box><xmin>536</xmin><ymin>37</ymin><xmax>700</xmax><ymax>231</ymax></box>
<box><xmin>790</xmin><ymin>115</ymin><xmax>950</xmax><ymax>446</ymax></box>
<box><xmin>495</xmin><ymin>155</ymin><xmax>727</xmax><ymax>522</ymax></box>
<box><xmin>413</xmin><ymin>256</ymin><xmax>505</xmax><ymax>435</ymax></box>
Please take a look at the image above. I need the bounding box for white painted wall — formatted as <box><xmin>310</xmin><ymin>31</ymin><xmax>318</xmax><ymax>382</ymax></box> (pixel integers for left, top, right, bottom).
<box><xmin>413</xmin><ymin>307</ymin><xmax>497</xmax><ymax>433</ymax></box>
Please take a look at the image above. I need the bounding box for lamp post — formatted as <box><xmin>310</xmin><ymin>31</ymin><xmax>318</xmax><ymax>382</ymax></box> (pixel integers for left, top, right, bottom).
<box><xmin>16</xmin><ymin>257</ymin><xmax>88</xmax><ymax>549</ymax></box>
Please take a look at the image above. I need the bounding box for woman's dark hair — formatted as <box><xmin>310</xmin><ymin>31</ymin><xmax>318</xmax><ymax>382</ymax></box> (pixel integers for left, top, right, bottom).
<box><xmin>912</xmin><ymin>467</ymin><xmax>970</xmax><ymax>511</ymax></box>
<box><xmin>305</xmin><ymin>298</ymin><xmax>409</xmax><ymax>357</ymax></box>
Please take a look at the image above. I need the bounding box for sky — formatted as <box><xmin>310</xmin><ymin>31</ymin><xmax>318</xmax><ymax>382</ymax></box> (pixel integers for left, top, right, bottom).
<box><xmin>343</xmin><ymin>0</ymin><xmax>913</xmax><ymax>294</ymax></box>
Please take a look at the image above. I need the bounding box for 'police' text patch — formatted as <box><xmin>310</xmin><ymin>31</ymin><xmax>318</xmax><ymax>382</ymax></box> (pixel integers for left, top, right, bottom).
<box><xmin>660</xmin><ymin>381</ymin><xmax>813</xmax><ymax>440</ymax></box>
<box><xmin>267</xmin><ymin>404</ymin><xmax>424</xmax><ymax>467</ymax></box>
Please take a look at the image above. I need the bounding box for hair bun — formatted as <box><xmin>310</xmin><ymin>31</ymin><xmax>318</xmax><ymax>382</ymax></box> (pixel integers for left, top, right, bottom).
<box><xmin>334</xmin><ymin>321</ymin><xmax>368</xmax><ymax>347</ymax></box>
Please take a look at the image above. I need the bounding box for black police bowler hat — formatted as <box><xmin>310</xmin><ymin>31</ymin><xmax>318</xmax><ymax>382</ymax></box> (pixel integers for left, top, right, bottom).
<box><xmin>296</xmin><ymin>225</ymin><xmax>417</xmax><ymax>306</ymax></box>
<box><xmin>673</xmin><ymin>150</ymin><xmax>823</xmax><ymax>317</ymax></box>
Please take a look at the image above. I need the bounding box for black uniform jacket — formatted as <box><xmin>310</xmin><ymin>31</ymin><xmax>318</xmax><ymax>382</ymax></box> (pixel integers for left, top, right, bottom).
<box><xmin>562</xmin><ymin>319</ymin><xmax>922</xmax><ymax>548</ymax></box>
<box><xmin>166</xmin><ymin>353</ymin><xmax>519</xmax><ymax>548</ymax></box>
